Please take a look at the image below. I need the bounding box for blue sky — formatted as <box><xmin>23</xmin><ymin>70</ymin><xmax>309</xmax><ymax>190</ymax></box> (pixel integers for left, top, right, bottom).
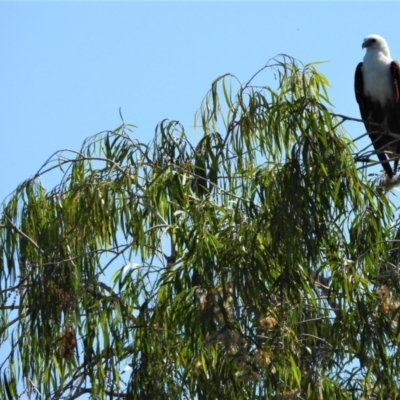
<box><xmin>2</xmin><ymin>2</ymin><xmax>400</xmax><ymax>203</ymax></box>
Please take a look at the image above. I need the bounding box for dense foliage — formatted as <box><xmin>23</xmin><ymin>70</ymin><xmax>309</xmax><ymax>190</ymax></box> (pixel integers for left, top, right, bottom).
<box><xmin>0</xmin><ymin>56</ymin><xmax>399</xmax><ymax>399</ymax></box>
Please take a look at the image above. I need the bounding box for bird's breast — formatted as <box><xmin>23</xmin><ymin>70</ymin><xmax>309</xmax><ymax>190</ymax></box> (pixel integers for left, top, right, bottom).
<box><xmin>363</xmin><ymin>61</ymin><xmax>395</xmax><ymax>107</ymax></box>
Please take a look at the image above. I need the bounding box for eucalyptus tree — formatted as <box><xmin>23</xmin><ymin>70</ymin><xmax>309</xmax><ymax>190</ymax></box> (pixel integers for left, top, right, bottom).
<box><xmin>0</xmin><ymin>56</ymin><xmax>398</xmax><ymax>399</ymax></box>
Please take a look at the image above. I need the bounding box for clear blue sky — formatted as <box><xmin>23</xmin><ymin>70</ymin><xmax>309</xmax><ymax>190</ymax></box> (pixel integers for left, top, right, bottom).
<box><xmin>2</xmin><ymin>2</ymin><xmax>400</xmax><ymax>201</ymax></box>
<box><xmin>1</xmin><ymin>2</ymin><xmax>400</xmax><ymax>398</ymax></box>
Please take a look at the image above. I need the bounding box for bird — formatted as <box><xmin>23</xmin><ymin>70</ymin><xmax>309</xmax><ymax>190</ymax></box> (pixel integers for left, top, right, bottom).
<box><xmin>354</xmin><ymin>34</ymin><xmax>400</xmax><ymax>178</ymax></box>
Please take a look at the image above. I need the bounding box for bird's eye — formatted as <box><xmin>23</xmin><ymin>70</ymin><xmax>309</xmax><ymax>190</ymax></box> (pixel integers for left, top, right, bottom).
<box><xmin>371</xmin><ymin>38</ymin><xmax>376</xmax><ymax>43</ymax></box>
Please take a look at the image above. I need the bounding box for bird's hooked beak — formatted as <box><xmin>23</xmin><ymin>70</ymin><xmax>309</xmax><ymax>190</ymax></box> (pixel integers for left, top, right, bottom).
<box><xmin>362</xmin><ymin>38</ymin><xmax>375</xmax><ymax>49</ymax></box>
<box><xmin>361</xmin><ymin>39</ymin><xmax>371</xmax><ymax>49</ymax></box>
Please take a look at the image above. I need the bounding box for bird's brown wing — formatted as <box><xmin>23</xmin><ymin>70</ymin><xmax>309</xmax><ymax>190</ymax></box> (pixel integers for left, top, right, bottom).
<box><xmin>354</xmin><ymin>62</ymin><xmax>368</xmax><ymax>120</ymax></box>
<box><xmin>354</xmin><ymin>62</ymin><xmax>395</xmax><ymax>177</ymax></box>
<box><xmin>389</xmin><ymin>60</ymin><xmax>400</xmax><ymax>173</ymax></box>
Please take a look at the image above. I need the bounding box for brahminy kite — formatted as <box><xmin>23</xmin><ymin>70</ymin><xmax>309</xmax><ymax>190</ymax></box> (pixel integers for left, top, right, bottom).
<box><xmin>355</xmin><ymin>34</ymin><xmax>400</xmax><ymax>178</ymax></box>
